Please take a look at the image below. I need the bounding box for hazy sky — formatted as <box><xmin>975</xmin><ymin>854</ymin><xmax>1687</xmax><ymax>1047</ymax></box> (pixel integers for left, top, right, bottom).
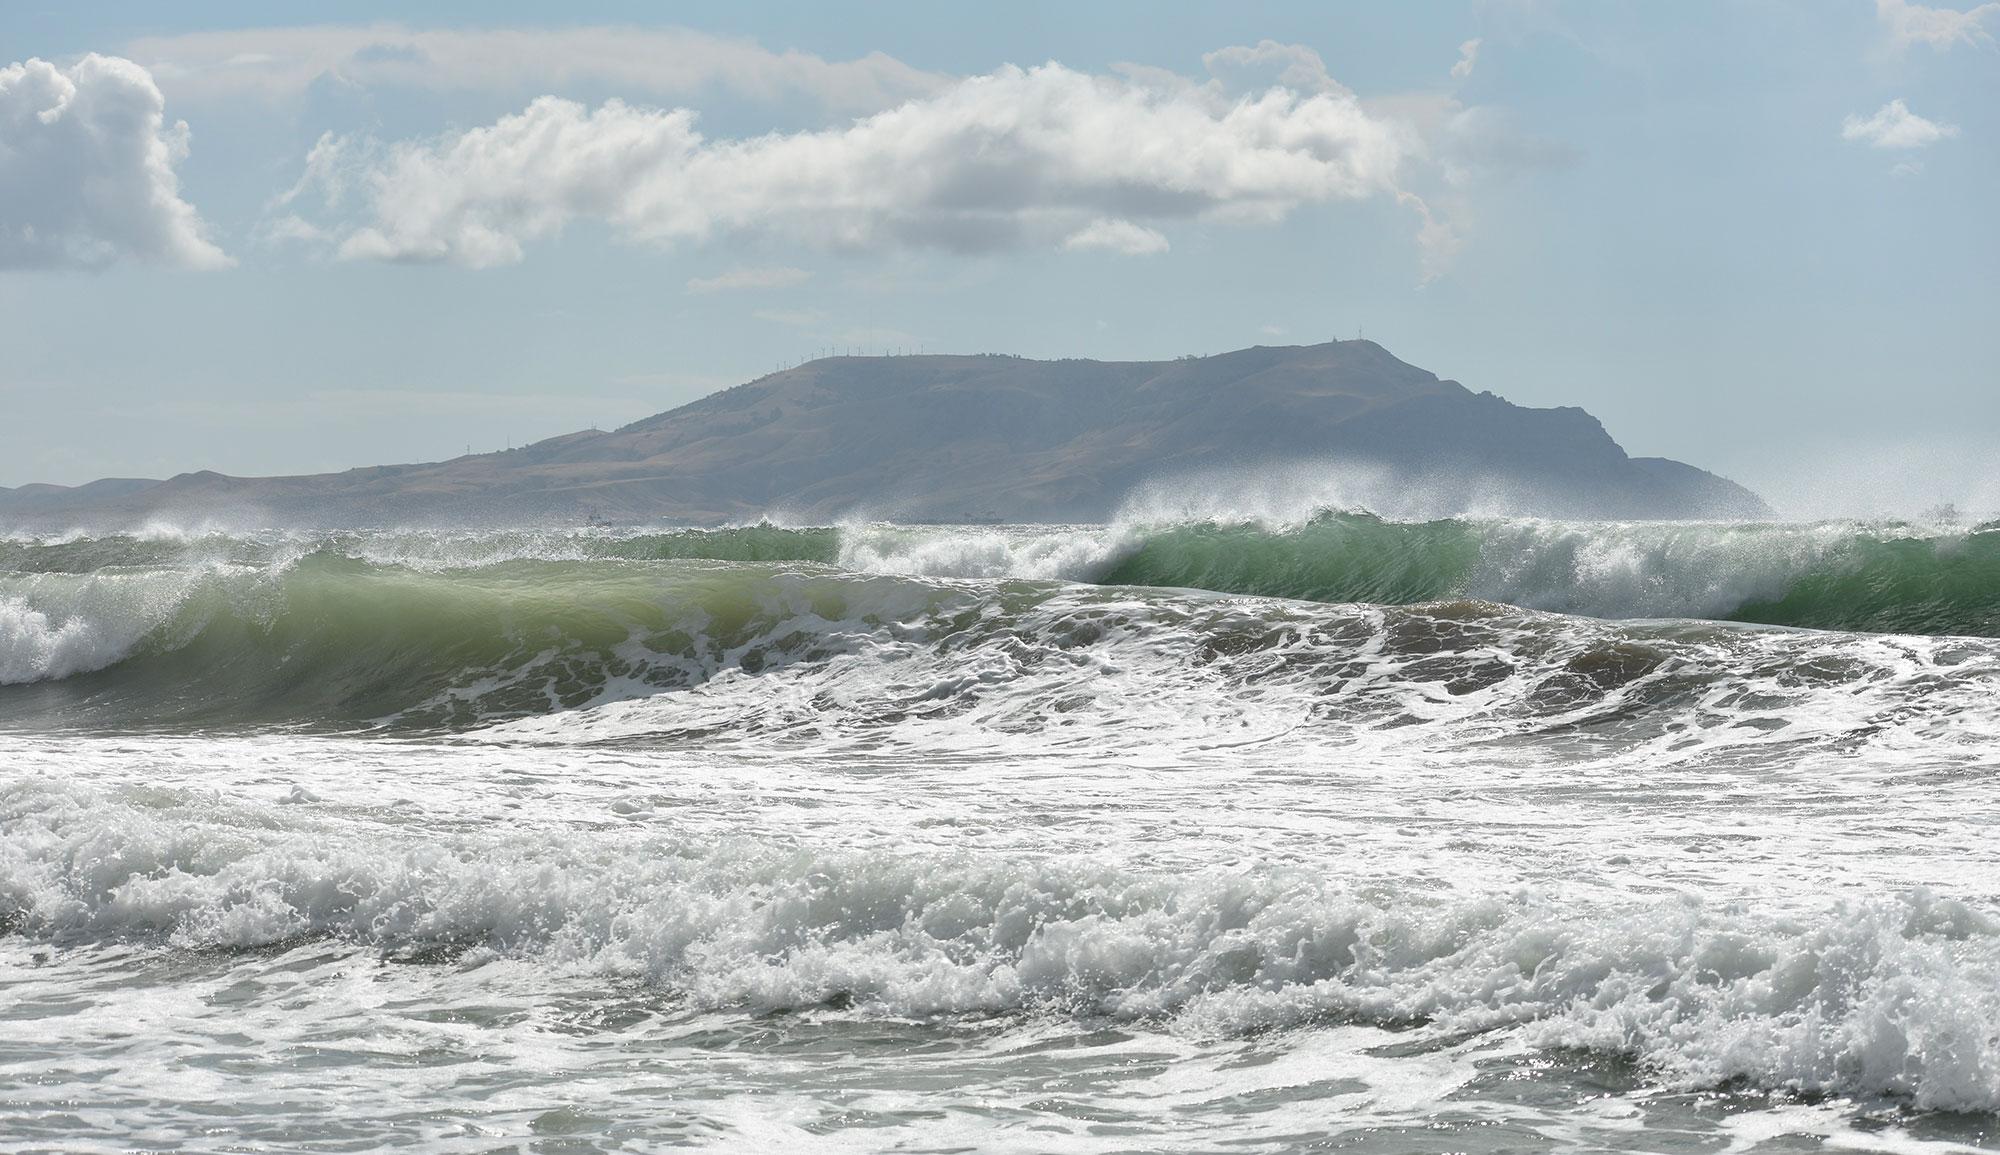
<box><xmin>3</xmin><ymin>1</ymin><xmax>1995</xmax><ymax>513</ymax></box>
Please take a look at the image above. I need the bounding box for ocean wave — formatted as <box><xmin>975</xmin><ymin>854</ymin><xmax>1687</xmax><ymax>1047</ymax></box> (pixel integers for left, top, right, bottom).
<box><xmin>838</xmin><ymin>515</ymin><xmax>2000</xmax><ymax>637</ymax></box>
<box><xmin>6</xmin><ymin>776</ymin><xmax>1998</xmax><ymax>1112</ymax></box>
<box><xmin>0</xmin><ymin>555</ymin><xmax>955</xmax><ymax>728</ymax></box>
<box><xmin>6</xmin><ymin>517</ymin><xmax>1998</xmax><ymax>636</ymax></box>
<box><xmin>0</xmin><ymin>550</ymin><xmax>1992</xmax><ymax>756</ymax></box>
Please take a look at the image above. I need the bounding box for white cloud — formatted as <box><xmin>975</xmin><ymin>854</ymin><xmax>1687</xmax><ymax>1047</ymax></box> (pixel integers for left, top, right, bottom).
<box><xmin>1259</xmin><ymin>324</ymin><xmax>1288</xmax><ymax>336</ymax></box>
<box><xmin>289</xmin><ymin>61</ymin><xmax>1411</xmax><ymax>269</ymax></box>
<box><xmin>1841</xmin><ymin>99</ymin><xmax>1959</xmax><ymax>149</ymax></box>
<box><xmin>685</xmin><ymin>266</ymin><xmax>812</xmax><ymax>294</ymax></box>
<box><xmin>1876</xmin><ymin>0</ymin><xmax>2000</xmax><ymax>49</ymax></box>
<box><xmin>127</xmin><ymin>24</ymin><xmax>945</xmax><ymax>111</ymax></box>
<box><xmin>1451</xmin><ymin>39</ymin><xmax>1483</xmax><ymax>81</ymax></box>
<box><xmin>1201</xmin><ymin>40</ymin><xmax>1345</xmax><ymax>94</ymax></box>
<box><xmin>1889</xmin><ymin>159</ymin><xmax>1926</xmax><ymax>177</ymax></box>
<box><xmin>257</xmin><ymin>213</ymin><xmax>329</xmax><ymax>246</ymax></box>
<box><xmin>1399</xmin><ymin>192</ymin><xmax>1462</xmax><ymax>285</ymax></box>
<box><xmin>1061</xmin><ymin>218</ymin><xmax>1170</xmax><ymax>256</ymax></box>
<box><xmin>0</xmin><ymin>54</ymin><xmax>229</xmax><ymax>270</ymax></box>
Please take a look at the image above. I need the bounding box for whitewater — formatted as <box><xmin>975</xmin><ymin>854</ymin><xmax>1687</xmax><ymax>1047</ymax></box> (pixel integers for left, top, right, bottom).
<box><xmin>5</xmin><ymin>515</ymin><xmax>2000</xmax><ymax>1152</ymax></box>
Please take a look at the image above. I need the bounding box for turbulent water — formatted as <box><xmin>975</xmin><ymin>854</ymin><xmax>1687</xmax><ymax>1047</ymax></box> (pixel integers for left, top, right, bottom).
<box><xmin>5</xmin><ymin>515</ymin><xmax>2000</xmax><ymax>1152</ymax></box>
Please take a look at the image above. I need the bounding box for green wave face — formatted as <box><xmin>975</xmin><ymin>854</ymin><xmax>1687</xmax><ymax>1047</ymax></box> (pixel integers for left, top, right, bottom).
<box><xmin>0</xmin><ymin>555</ymin><xmax>949</xmax><ymax>730</ymax></box>
<box><xmin>1094</xmin><ymin>514</ymin><xmax>1483</xmax><ymax>605</ymax></box>
<box><xmin>1090</xmin><ymin>515</ymin><xmax>2000</xmax><ymax>637</ymax></box>
<box><xmin>5</xmin><ymin>518</ymin><xmax>2000</xmax><ymax>734</ymax></box>
<box><xmin>1724</xmin><ymin>532</ymin><xmax>2000</xmax><ymax>636</ymax></box>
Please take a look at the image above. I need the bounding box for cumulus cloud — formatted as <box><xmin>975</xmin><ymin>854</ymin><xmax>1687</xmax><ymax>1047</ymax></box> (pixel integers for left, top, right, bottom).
<box><xmin>127</xmin><ymin>24</ymin><xmax>945</xmax><ymax>111</ymax></box>
<box><xmin>1841</xmin><ymin>99</ymin><xmax>1959</xmax><ymax>148</ymax></box>
<box><xmin>1061</xmin><ymin>218</ymin><xmax>1170</xmax><ymax>256</ymax></box>
<box><xmin>1451</xmin><ymin>39</ymin><xmax>1483</xmax><ymax>81</ymax></box>
<box><xmin>1876</xmin><ymin>0</ymin><xmax>1999</xmax><ymax>49</ymax></box>
<box><xmin>285</xmin><ymin>61</ymin><xmax>1411</xmax><ymax>269</ymax></box>
<box><xmin>0</xmin><ymin>54</ymin><xmax>229</xmax><ymax>270</ymax></box>
<box><xmin>685</xmin><ymin>266</ymin><xmax>812</xmax><ymax>294</ymax></box>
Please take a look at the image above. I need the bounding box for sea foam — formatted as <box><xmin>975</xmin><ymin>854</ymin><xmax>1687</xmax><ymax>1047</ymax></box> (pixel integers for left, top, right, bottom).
<box><xmin>5</xmin><ymin>777</ymin><xmax>1998</xmax><ymax>1112</ymax></box>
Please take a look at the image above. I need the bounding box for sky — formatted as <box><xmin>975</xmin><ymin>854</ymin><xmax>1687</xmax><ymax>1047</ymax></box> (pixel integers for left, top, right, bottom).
<box><xmin>2</xmin><ymin>1</ymin><xmax>1995</xmax><ymax>514</ymax></box>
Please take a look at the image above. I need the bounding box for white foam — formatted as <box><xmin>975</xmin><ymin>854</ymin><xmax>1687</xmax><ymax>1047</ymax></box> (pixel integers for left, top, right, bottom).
<box><xmin>0</xmin><ymin>570</ymin><xmax>203</xmax><ymax>684</ymax></box>
<box><xmin>0</xmin><ymin>596</ymin><xmax>115</xmax><ymax>683</ymax></box>
<box><xmin>1462</xmin><ymin>518</ymin><xmax>1893</xmax><ymax>622</ymax></box>
<box><xmin>836</xmin><ymin>522</ymin><xmax>1133</xmax><ymax>582</ymax></box>
<box><xmin>5</xmin><ymin>777</ymin><xmax>1999</xmax><ymax>1112</ymax></box>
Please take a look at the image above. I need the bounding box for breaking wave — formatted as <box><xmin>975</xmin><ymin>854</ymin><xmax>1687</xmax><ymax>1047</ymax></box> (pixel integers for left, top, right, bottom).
<box><xmin>831</xmin><ymin>515</ymin><xmax>2000</xmax><ymax>637</ymax></box>
<box><xmin>6</xmin><ymin>516</ymin><xmax>1998</xmax><ymax>636</ymax></box>
<box><xmin>0</xmin><ymin>545</ymin><xmax>1995</xmax><ymax>750</ymax></box>
<box><xmin>6</xmin><ymin>776</ymin><xmax>2000</xmax><ymax>1112</ymax></box>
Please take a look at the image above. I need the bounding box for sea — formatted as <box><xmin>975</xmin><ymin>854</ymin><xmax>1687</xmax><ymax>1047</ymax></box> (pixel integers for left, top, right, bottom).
<box><xmin>3</xmin><ymin>513</ymin><xmax>1999</xmax><ymax>1153</ymax></box>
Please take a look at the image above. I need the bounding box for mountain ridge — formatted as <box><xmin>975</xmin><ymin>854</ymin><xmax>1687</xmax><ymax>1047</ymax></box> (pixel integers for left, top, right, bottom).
<box><xmin>0</xmin><ymin>340</ymin><xmax>1770</xmax><ymax>526</ymax></box>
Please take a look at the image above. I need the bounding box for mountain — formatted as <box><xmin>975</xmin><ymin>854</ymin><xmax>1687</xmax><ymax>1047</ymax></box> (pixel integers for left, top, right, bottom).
<box><xmin>0</xmin><ymin>340</ymin><xmax>1769</xmax><ymax>526</ymax></box>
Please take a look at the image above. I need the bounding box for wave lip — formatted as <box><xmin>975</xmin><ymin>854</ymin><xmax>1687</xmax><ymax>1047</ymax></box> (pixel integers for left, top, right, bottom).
<box><xmin>0</xmin><ymin>568</ymin><xmax>208</xmax><ymax>685</ymax></box>
<box><xmin>0</xmin><ymin>596</ymin><xmax>112</xmax><ymax>684</ymax></box>
<box><xmin>6</xmin><ymin>778</ymin><xmax>2000</xmax><ymax>1113</ymax></box>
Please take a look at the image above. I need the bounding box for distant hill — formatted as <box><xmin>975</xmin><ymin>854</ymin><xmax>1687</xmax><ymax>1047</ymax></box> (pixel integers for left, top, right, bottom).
<box><xmin>0</xmin><ymin>340</ymin><xmax>1769</xmax><ymax>526</ymax></box>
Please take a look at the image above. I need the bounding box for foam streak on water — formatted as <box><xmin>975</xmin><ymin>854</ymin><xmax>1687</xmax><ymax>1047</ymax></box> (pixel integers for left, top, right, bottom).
<box><xmin>3</xmin><ymin>522</ymin><xmax>1999</xmax><ymax>1152</ymax></box>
